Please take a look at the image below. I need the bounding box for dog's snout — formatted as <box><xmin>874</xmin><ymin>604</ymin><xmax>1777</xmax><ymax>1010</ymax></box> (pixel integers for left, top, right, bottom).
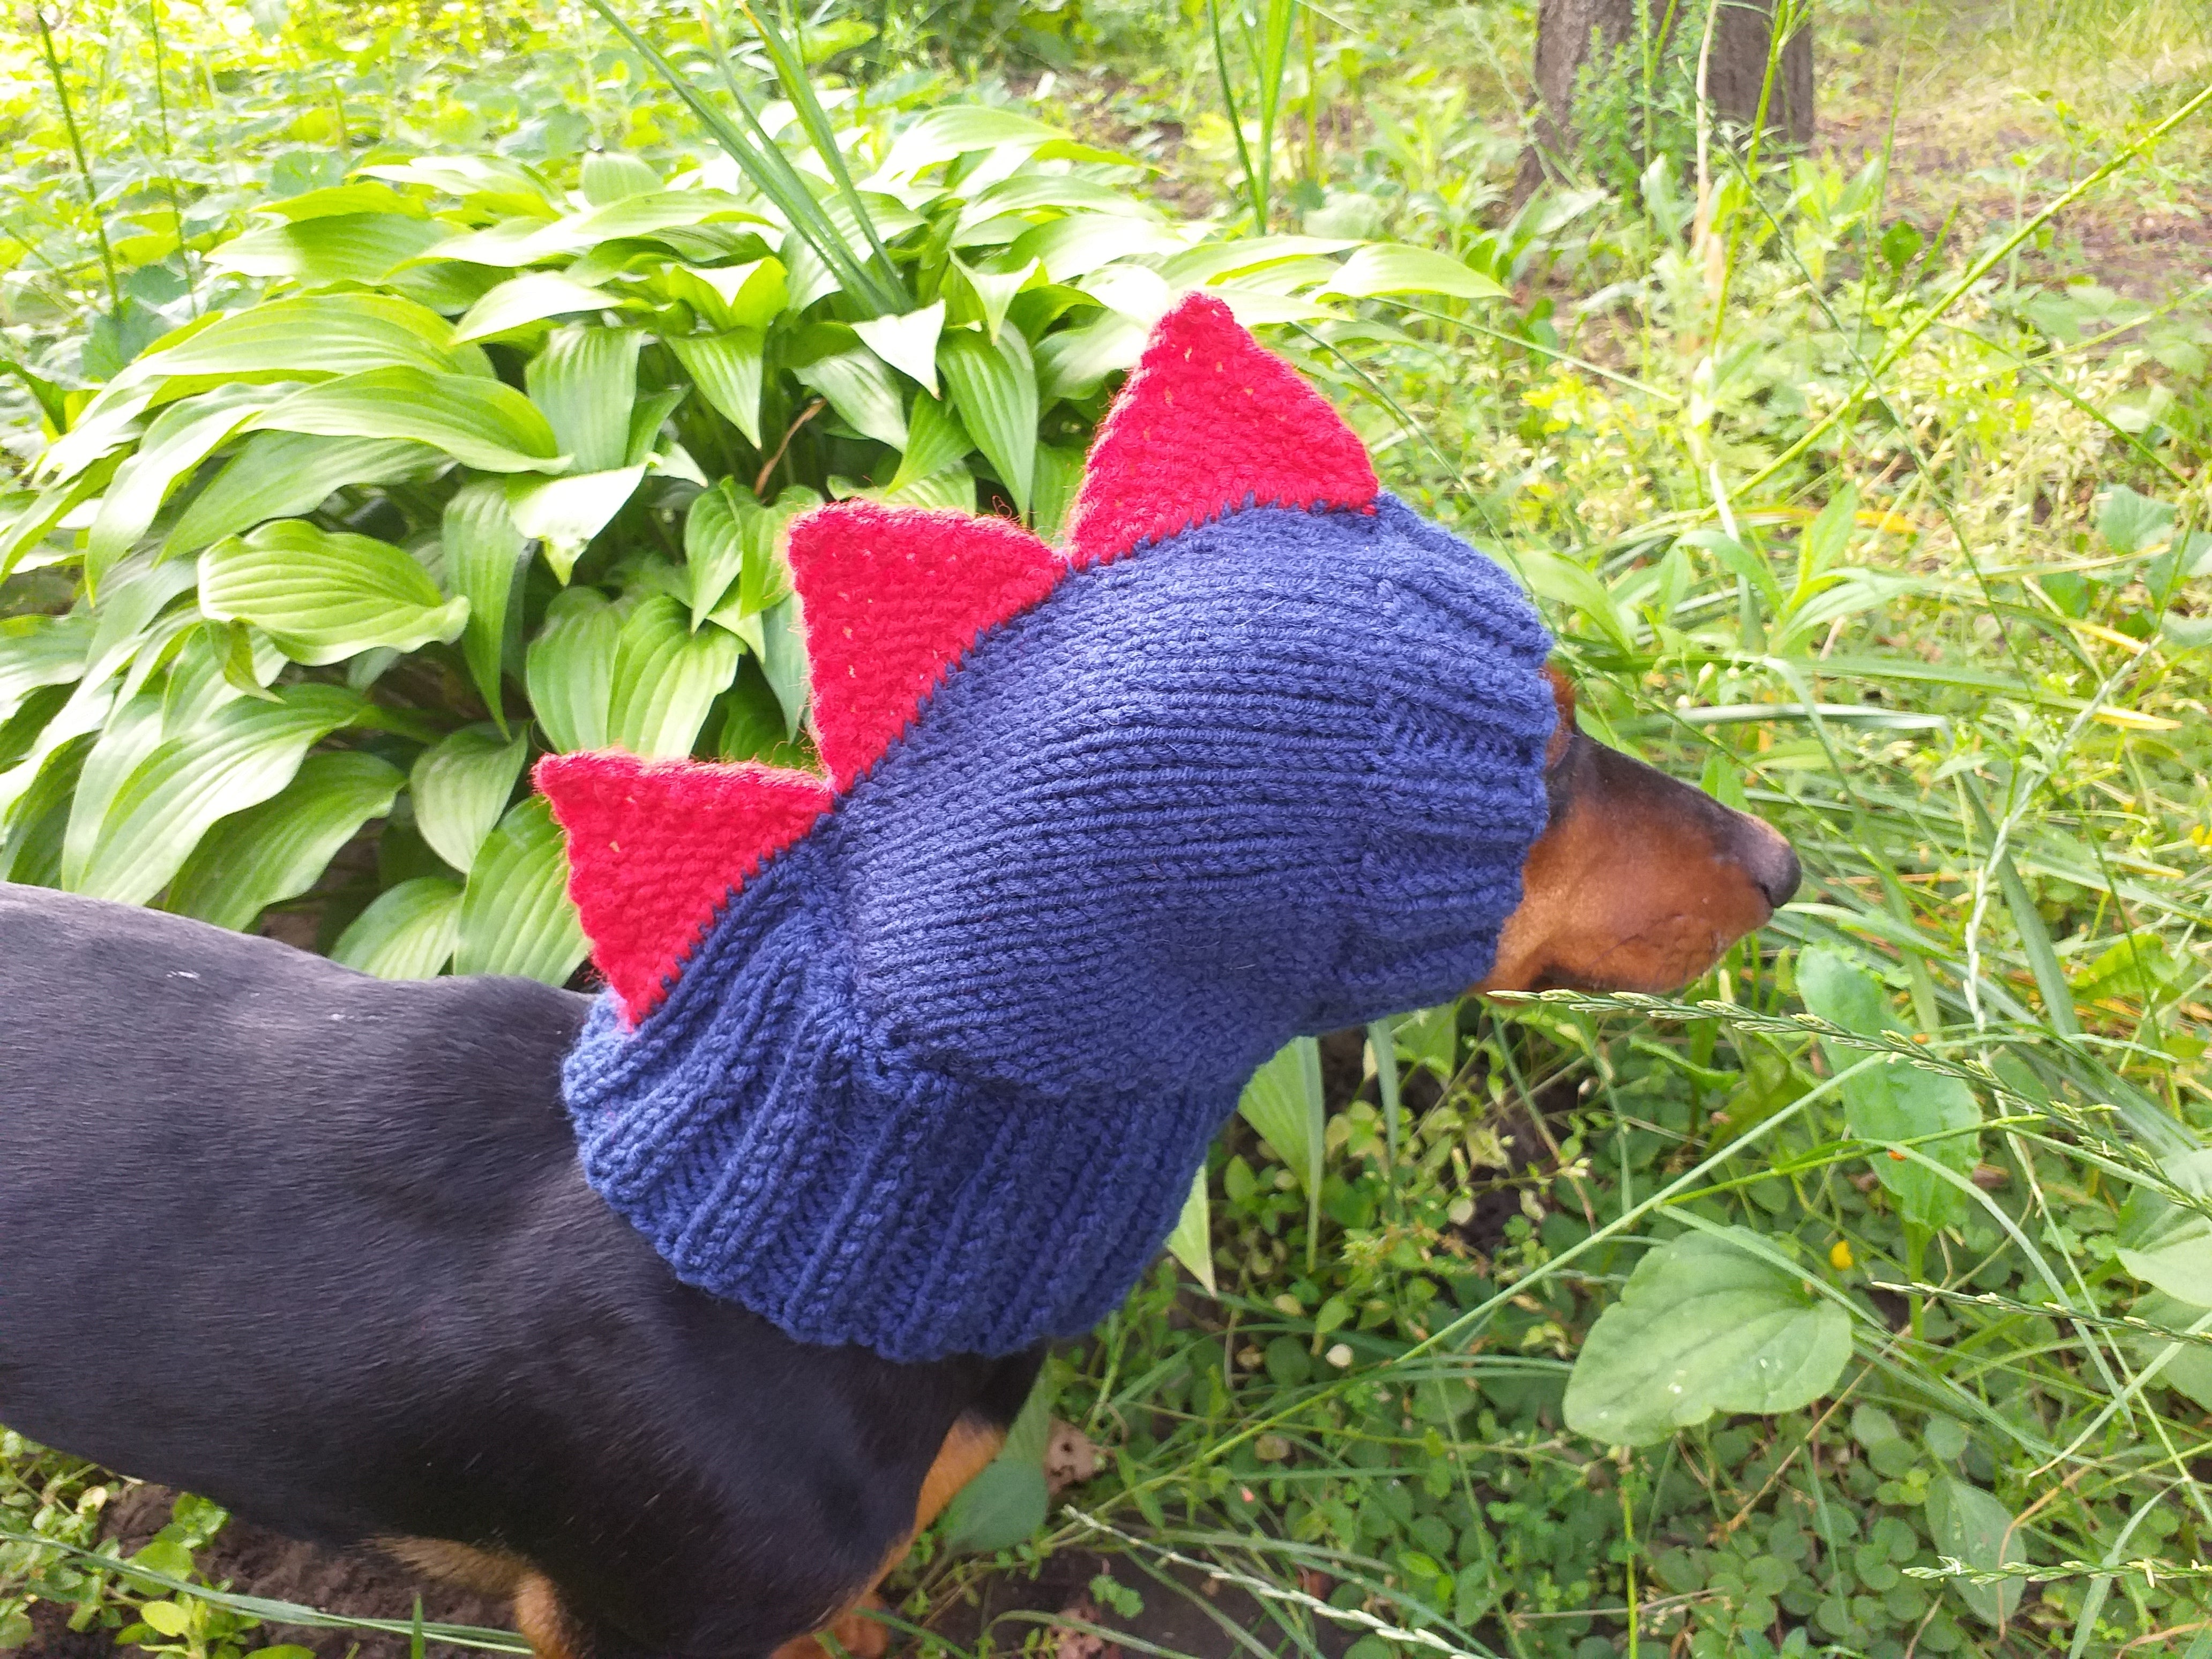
<box><xmin>1740</xmin><ymin>826</ymin><xmax>1801</xmax><ymax>911</ymax></box>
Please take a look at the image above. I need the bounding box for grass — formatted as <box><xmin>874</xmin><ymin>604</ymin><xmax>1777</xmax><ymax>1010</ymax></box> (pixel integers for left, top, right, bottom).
<box><xmin>5</xmin><ymin>1</ymin><xmax>2212</xmax><ymax>1656</ymax></box>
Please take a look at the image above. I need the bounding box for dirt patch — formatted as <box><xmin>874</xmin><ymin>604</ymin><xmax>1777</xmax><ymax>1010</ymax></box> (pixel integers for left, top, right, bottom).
<box><xmin>17</xmin><ymin>1487</ymin><xmax>513</xmax><ymax>1659</ymax></box>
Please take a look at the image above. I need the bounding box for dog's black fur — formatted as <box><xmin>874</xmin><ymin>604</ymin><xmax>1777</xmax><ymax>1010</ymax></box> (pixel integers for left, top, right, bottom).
<box><xmin>0</xmin><ymin>886</ymin><xmax>1040</xmax><ymax>1659</ymax></box>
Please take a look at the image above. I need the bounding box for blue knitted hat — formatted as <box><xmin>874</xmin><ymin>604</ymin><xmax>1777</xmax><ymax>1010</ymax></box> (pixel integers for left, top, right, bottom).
<box><xmin>540</xmin><ymin>295</ymin><xmax>1556</xmax><ymax>1361</ymax></box>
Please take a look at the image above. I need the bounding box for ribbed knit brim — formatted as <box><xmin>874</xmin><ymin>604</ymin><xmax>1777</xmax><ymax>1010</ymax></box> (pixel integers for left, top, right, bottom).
<box><xmin>559</xmin><ymin>495</ymin><xmax>1553</xmax><ymax>1361</ymax></box>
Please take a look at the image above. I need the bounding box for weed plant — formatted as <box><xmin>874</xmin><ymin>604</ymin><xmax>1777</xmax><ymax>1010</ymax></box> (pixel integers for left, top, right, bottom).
<box><xmin>5</xmin><ymin>3</ymin><xmax>2212</xmax><ymax>1658</ymax></box>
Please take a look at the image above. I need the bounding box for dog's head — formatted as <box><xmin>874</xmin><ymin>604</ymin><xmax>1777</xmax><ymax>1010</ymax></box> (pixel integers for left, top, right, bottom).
<box><xmin>1481</xmin><ymin>668</ymin><xmax>1799</xmax><ymax>996</ymax></box>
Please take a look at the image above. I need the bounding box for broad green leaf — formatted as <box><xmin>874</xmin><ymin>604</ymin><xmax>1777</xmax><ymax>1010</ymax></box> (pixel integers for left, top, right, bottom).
<box><xmin>1157</xmin><ymin>236</ymin><xmax>1364</xmax><ymax>287</ymax></box>
<box><xmin>684</xmin><ymin>478</ymin><xmax>753</xmax><ymax>625</ymax></box>
<box><xmin>505</xmin><ymin>466</ymin><xmax>647</xmax><ymax>581</ymax></box>
<box><xmin>581</xmin><ymin>151</ymin><xmax>661</xmax><ymax>204</ymax></box>
<box><xmin>881</xmin><ymin>106</ymin><xmax>1066</xmax><ymax>177</ymax></box>
<box><xmin>248</xmin><ymin>368</ymin><xmax>565</xmax><ymax>474</ymax></box>
<box><xmin>939</xmin><ymin>326</ymin><xmax>1036</xmax><ymax>515</ymax></box>
<box><xmin>254</xmin><ymin>181</ymin><xmax>425</xmax><ymax>221</ymax></box>
<box><xmin>1029</xmin><ymin>443</ymin><xmax>1085</xmax><ymax>542</ymax></box>
<box><xmin>945</xmin><ymin>256</ymin><xmax>1034</xmax><ymax>342</ymax></box>
<box><xmin>666</xmin><ymin>329</ymin><xmax>767</xmax><ymax>447</ymax></box>
<box><xmin>878</xmin><ymin>464</ymin><xmax>973</xmax><ymax>513</ymax></box>
<box><xmin>757</xmin><ymin>594</ymin><xmax>810</xmax><ymax>738</ymax></box>
<box><xmin>853</xmin><ymin>301</ymin><xmax>945</xmax><ymax>395</ymax></box>
<box><xmin>454</xmin><ymin>796</ymin><xmax>588</xmax><ymax>983</ymax></box>
<box><xmin>86</xmin><ymin>387</ymin><xmax>272</xmax><ymax>589</ymax></box>
<box><xmin>526</xmin><ymin>586</ymin><xmax>619</xmax><ymax>753</ymax></box>
<box><xmin>210</xmin><ymin>213</ymin><xmax>449</xmax><ymax>286</ymax></box>
<box><xmin>361</xmin><ymin>155</ymin><xmax>556</xmax><ymax>216</ymax></box>
<box><xmin>527</xmin><ymin>326</ymin><xmax>642</xmax><ymax>474</ymax></box>
<box><xmin>453</xmin><ymin>272</ymin><xmax>621</xmax><ymax>343</ymax></box>
<box><xmin>1562</xmin><ymin>1228</ymin><xmax>1852</xmax><ymax>1446</ymax></box>
<box><xmin>1319</xmin><ymin>242</ymin><xmax>1508</xmax><ymax>302</ymax></box>
<box><xmin>1164</xmin><ymin>1165</ymin><xmax>1217</xmax><ymax>1296</ymax></box>
<box><xmin>2116</xmin><ymin>1150</ymin><xmax>2212</xmax><ymax>1306</ymax></box>
<box><xmin>444</xmin><ymin>482</ymin><xmax>529</xmax><ymax>728</ymax></box>
<box><xmin>61</xmin><ymin>696</ymin><xmax>169</xmax><ymax>890</ymax></box>
<box><xmin>412</xmin><ymin>724</ymin><xmax>529</xmax><ymax>875</ymax></box>
<box><xmin>332</xmin><ymin>875</ymin><xmax>464</xmax><ymax>979</ymax></box>
<box><xmin>167</xmin><ymin>751</ymin><xmax>404</xmax><ymax>930</ymax></box>
<box><xmin>4</xmin><ymin>467</ymin><xmax>115</xmax><ymax>579</ymax></box>
<box><xmin>1238</xmin><ymin>1037</ymin><xmax>1326</xmax><ymax>1197</ymax></box>
<box><xmin>607</xmin><ymin>596</ymin><xmax>743</xmax><ymax>758</ymax></box>
<box><xmin>887</xmin><ymin>395</ymin><xmax>973</xmax><ymax>494</ymax></box>
<box><xmin>1925</xmin><ymin>1475</ymin><xmax>2025</xmax><ymax>1627</ymax></box>
<box><xmin>1011</xmin><ymin>213</ymin><xmax>1189</xmax><ymax>282</ymax></box>
<box><xmin>626</xmin><ymin>386</ymin><xmax>687</xmax><ymax>467</ymax></box>
<box><xmin>941</xmin><ymin>1377</ymin><xmax>1052</xmax><ymax>1552</ymax></box>
<box><xmin>121</xmin><ymin>294</ymin><xmax>464</xmax><ymax>386</ymax></box>
<box><xmin>199</xmin><ymin>521</ymin><xmax>469</xmax><ymax>666</ymax></box>
<box><xmin>1797</xmin><ymin>946</ymin><xmax>1981</xmax><ymax>1230</ymax></box>
<box><xmin>2096</xmin><ymin>483</ymin><xmax>2172</xmax><ymax>555</ymax></box>
<box><xmin>1034</xmin><ymin>311</ymin><xmax>1146</xmax><ymax>402</ymax></box>
<box><xmin>0</xmin><ymin>615</ymin><xmax>94</xmax><ymax>723</ymax></box>
<box><xmin>796</xmin><ymin>345</ymin><xmax>909</xmax><ymax>449</ymax></box>
<box><xmin>667</xmin><ymin>259</ymin><xmax>785</xmax><ymax>331</ymax></box>
<box><xmin>163</xmin><ymin>434</ymin><xmax>446</xmax><ymax>559</ymax></box>
<box><xmin>73</xmin><ymin>683</ymin><xmax>364</xmax><ymax>905</ymax></box>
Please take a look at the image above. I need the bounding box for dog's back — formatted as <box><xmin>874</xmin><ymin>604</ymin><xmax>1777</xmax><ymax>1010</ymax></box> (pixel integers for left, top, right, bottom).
<box><xmin>0</xmin><ymin>884</ymin><xmax>1019</xmax><ymax>1657</ymax></box>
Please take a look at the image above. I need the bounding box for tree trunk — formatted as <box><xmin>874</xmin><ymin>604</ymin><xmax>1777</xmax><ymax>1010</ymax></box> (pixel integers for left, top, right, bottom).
<box><xmin>1520</xmin><ymin>0</ymin><xmax>1814</xmax><ymax>196</ymax></box>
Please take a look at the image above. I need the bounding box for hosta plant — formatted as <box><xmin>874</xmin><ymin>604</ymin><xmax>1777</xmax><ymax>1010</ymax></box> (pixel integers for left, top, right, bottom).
<box><xmin>0</xmin><ymin>20</ymin><xmax>1506</xmax><ymax>982</ymax></box>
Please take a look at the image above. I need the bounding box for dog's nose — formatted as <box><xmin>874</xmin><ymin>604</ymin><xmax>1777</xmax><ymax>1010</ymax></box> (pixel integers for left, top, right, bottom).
<box><xmin>1742</xmin><ymin>828</ymin><xmax>1801</xmax><ymax>911</ymax></box>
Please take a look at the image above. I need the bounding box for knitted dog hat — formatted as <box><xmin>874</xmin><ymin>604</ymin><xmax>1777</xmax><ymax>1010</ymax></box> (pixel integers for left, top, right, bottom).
<box><xmin>540</xmin><ymin>294</ymin><xmax>1555</xmax><ymax>1362</ymax></box>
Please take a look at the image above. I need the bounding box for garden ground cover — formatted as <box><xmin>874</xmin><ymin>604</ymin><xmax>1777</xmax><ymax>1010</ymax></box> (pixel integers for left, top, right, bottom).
<box><xmin>4</xmin><ymin>2</ymin><xmax>2211</xmax><ymax>1656</ymax></box>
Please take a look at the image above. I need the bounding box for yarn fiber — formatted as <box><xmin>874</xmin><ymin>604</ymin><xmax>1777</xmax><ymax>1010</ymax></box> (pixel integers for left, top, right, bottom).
<box><xmin>558</xmin><ymin>494</ymin><xmax>1555</xmax><ymax>1362</ymax></box>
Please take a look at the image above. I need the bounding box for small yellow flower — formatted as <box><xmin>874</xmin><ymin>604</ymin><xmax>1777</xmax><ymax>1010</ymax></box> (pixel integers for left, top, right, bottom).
<box><xmin>1829</xmin><ymin>1239</ymin><xmax>1855</xmax><ymax>1272</ymax></box>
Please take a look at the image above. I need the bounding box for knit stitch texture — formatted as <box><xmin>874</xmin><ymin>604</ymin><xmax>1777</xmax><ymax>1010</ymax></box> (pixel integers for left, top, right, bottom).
<box><xmin>545</xmin><ymin>294</ymin><xmax>1557</xmax><ymax>1361</ymax></box>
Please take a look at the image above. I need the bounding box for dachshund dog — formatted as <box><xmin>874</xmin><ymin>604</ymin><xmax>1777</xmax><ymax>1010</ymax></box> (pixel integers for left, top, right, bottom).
<box><xmin>0</xmin><ymin>662</ymin><xmax>1795</xmax><ymax>1659</ymax></box>
<box><xmin>1</xmin><ymin>296</ymin><xmax>1799</xmax><ymax>1659</ymax></box>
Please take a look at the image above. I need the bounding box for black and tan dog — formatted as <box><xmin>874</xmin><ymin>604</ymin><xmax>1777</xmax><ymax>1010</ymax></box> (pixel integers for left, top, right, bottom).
<box><xmin>0</xmin><ymin>666</ymin><xmax>1795</xmax><ymax>1659</ymax></box>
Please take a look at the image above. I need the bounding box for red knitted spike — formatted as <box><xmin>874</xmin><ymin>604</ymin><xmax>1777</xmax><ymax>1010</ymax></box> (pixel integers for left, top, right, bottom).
<box><xmin>787</xmin><ymin>500</ymin><xmax>1066</xmax><ymax>791</ymax></box>
<box><xmin>535</xmin><ymin>751</ymin><xmax>832</xmax><ymax>1025</ymax></box>
<box><xmin>1062</xmin><ymin>292</ymin><xmax>1378</xmax><ymax>570</ymax></box>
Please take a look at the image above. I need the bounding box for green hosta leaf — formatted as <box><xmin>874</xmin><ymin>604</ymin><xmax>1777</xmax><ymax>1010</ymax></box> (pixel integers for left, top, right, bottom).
<box><xmin>121</xmin><ymin>293</ymin><xmax>465</xmax><ymax>387</ymax></box>
<box><xmin>526</xmin><ymin>586</ymin><xmax>619</xmax><ymax>753</ymax></box>
<box><xmin>1029</xmin><ymin>443</ymin><xmax>1085</xmax><ymax>542</ymax></box>
<box><xmin>1034</xmin><ymin>311</ymin><xmax>1145</xmax><ymax>403</ymax></box>
<box><xmin>945</xmin><ymin>256</ymin><xmax>1034</xmax><ymax>342</ymax></box>
<box><xmin>684</xmin><ymin>477</ymin><xmax>752</xmax><ymax>625</ymax></box>
<box><xmin>454</xmin><ymin>796</ymin><xmax>587</xmax><ymax>983</ymax></box>
<box><xmin>167</xmin><ymin>750</ymin><xmax>404</xmax><ymax>931</ymax></box>
<box><xmin>666</xmin><ymin>329</ymin><xmax>766</xmax><ymax>448</ymax></box>
<box><xmin>1238</xmin><ymin>1036</ymin><xmax>1325</xmax><ymax>1197</ymax></box>
<box><xmin>942</xmin><ymin>1379</ymin><xmax>1052</xmax><ymax>1553</ymax></box>
<box><xmin>444</xmin><ymin>482</ymin><xmax>529</xmax><ymax>728</ymax></box>
<box><xmin>332</xmin><ymin>875</ymin><xmax>464</xmax><ymax>979</ymax></box>
<box><xmin>607</xmin><ymin>596</ymin><xmax>743</xmax><ymax>758</ymax></box>
<box><xmin>939</xmin><ymin>326</ymin><xmax>1036</xmax><ymax>515</ymax></box>
<box><xmin>505</xmin><ymin>467</ymin><xmax>647</xmax><ymax>581</ymax></box>
<box><xmin>853</xmin><ymin>301</ymin><xmax>945</xmax><ymax>396</ymax></box>
<box><xmin>1319</xmin><ymin>242</ymin><xmax>1508</xmax><ymax>302</ymax></box>
<box><xmin>210</xmin><ymin>213</ymin><xmax>450</xmax><ymax>286</ymax></box>
<box><xmin>796</xmin><ymin>344</ymin><xmax>909</xmax><ymax>449</ymax></box>
<box><xmin>887</xmin><ymin>395</ymin><xmax>973</xmax><ymax>494</ymax></box>
<box><xmin>626</xmin><ymin>387</ymin><xmax>687</xmax><ymax>467</ymax></box>
<box><xmin>878</xmin><ymin>465</ymin><xmax>973</xmax><ymax>513</ymax></box>
<box><xmin>4</xmin><ymin>467</ymin><xmax>114</xmax><ymax>580</ymax></box>
<box><xmin>199</xmin><ymin>521</ymin><xmax>470</xmax><ymax>666</ymax></box>
<box><xmin>1562</xmin><ymin>1228</ymin><xmax>1851</xmax><ymax>1446</ymax></box>
<box><xmin>453</xmin><ymin>272</ymin><xmax>621</xmax><ymax>343</ymax></box>
<box><xmin>1164</xmin><ymin>1165</ymin><xmax>1217</xmax><ymax>1296</ymax></box>
<box><xmin>71</xmin><ymin>683</ymin><xmax>365</xmax><ymax>906</ymax></box>
<box><xmin>581</xmin><ymin>151</ymin><xmax>662</xmax><ymax>204</ymax></box>
<box><xmin>248</xmin><ymin>368</ymin><xmax>565</xmax><ymax>474</ymax></box>
<box><xmin>1797</xmin><ymin>945</ymin><xmax>1981</xmax><ymax>1230</ymax></box>
<box><xmin>1012</xmin><ymin>213</ymin><xmax>1189</xmax><ymax>282</ymax></box>
<box><xmin>1925</xmin><ymin>1475</ymin><xmax>2025</xmax><ymax>1627</ymax></box>
<box><xmin>163</xmin><ymin>433</ymin><xmax>447</xmax><ymax>559</ymax></box>
<box><xmin>412</xmin><ymin>724</ymin><xmax>529</xmax><ymax>875</ymax></box>
<box><xmin>666</xmin><ymin>259</ymin><xmax>785</xmax><ymax>331</ymax></box>
<box><xmin>61</xmin><ymin>696</ymin><xmax>169</xmax><ymax>891</ymax></box>
<box><xmin>527</xmin><ymin>326</ymin><xmax>642</xmax><ymax>474</ymax></box>
<box><xmin>0</xmin><ymin>615</ymin><xmax>94</xmax><ymax>723</ymax></box>
<box><xmin>361</xmin><ymin>155</ymin><xmax>556</xmax><ymax>216</ymax></box>
<box><xmin>757</xmin><ymin>594</ymin><xmax>810</xmax><ymax>738</ymax></box>
<box><xmin>881</xmin><ymin>106</ymin><xmax>1066</xmax><ymax>177</ymax></box>
<box><xmin>86</xmin><ymin>386</ymin><xmax>273</xmax><ymax>590</ymax></box>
